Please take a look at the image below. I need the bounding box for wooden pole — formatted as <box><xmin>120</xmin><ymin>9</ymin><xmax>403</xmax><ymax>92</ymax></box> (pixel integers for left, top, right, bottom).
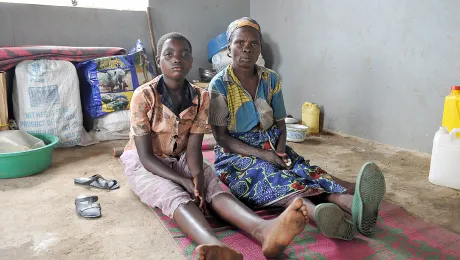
<box><xmin>146</xmin><ymin>7</ymin><xmax>160</xmax><ymax>75</ymax></box>
<box><xmin>0</xmin><ymin>71</ymin><xmax>8</xmax><ymax>131</ymax></box>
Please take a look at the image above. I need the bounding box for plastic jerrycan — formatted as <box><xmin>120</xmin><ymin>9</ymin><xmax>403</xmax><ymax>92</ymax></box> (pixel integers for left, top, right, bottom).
<box><xmin>302</xmin><ymin>102</ymin><xmax>320</xmax><ymax>135</ymax></box>
<box><xmin>428</xmin><ymin>127</ymin><xmax>460</xmax><ymax>190</ymax></box>
<box><xmin>442</xmin><ymin>86</ymin><xmax>460</xmax><ymax>137</ymax></box>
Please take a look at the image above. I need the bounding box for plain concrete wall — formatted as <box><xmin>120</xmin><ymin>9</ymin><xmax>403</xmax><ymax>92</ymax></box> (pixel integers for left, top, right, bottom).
<box><xmin>149</xmin><ymin>0</ymin><xmax>249</xmax><ymax>79</ymax></box>
<box><xmin>0</xmin><ymin>1</ymin><xmax>249</xmax><ymax>80</ymax></box>
<box><xmin>251</xmin><ymin>0</ymin><xmax>460</xmax><ymax>153</ymax></box>
<box><xmin>0</xmin><ymin>3</ymin><xmax>153</xmax><ymax>59</ymax></box>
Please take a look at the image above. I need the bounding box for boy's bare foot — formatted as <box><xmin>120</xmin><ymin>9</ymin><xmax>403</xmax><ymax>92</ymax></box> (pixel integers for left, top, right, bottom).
<box><xmin>196</xmin><ymin>244</ymin><xmax>243</xmax><ymax>260</ymax></box>
<box><xmin>261</xmin><ymin>198</ymin><xmax>308</xmax><ymax>257</ymax></box>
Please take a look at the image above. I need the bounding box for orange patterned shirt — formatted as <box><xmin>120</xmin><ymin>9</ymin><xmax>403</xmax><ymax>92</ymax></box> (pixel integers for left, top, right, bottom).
<box><xmin>124</xmin><ymin>76</ymin><xmax>209</xmax><ymax>158</ymax></box>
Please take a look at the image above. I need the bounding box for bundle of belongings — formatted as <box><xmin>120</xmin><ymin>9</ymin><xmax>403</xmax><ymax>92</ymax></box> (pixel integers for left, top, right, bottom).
<box><xmin>5</xmin><ymin>40</ymin><xmax>155</xmax><ymax>147</ymax></box>
<box><xmin>77</xmin><ymin>40</ymin><xmax>155</xmax><ymax>141</ymax></box>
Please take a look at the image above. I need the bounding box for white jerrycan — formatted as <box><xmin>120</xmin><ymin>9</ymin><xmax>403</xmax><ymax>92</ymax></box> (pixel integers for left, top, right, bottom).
<box><xmin>429</xmin><ymin>127</ymin><xmax>460</xmax><ymax>190</ymax></box>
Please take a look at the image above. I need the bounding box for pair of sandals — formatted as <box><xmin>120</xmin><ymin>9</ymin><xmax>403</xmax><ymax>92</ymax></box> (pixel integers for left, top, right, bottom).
<box><xmin>74</xmin><ymin>174</ymin><xmax>119</xmax><ymax>218</ymax></box>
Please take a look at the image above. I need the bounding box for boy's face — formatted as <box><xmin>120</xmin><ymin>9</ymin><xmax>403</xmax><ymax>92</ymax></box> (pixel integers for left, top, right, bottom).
<box><xmin>157</xmin><ymin>39</ymin><xmax>193</xmax><ymax>80</ymax></box>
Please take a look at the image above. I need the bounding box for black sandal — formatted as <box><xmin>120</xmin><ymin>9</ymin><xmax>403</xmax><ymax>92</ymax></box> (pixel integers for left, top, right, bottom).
<box><xmin>75</xmin><ymin>195</ymin><xmax>101</xmax><ymax>218</ymax></box>
<box><xmin>74</xmin><ymin>174</ymin><xmax>120</xmax><ymax>190</ymax></box>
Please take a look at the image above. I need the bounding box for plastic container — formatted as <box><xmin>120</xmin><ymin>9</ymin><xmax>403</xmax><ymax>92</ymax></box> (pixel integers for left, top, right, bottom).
<box><xmin>0</xmin><ymin>130</ymin><xmax>45</xmax><ymax>153</ymax></box>
<box><xmin>207</xmin><ymin>32</ymin><xmax>227</xmax><ymax>63</ymax></box>
<box><xmin>302</xmin><ymin>102</ymin><xmax>320</xmax><ymax>135</ymax></box>
<box><xmin>286</xmin><ymin>124</ymin><xmax>309</xmax><ymax>142</ymax></box>
<box><xmin>428</xmin><ymin>127</ymin><xmax>460</xmax><ymax>190</ymax></box>
<box><xmin>0</xmin><ymin>133</ymin><xmax>59</xmax><ymax>179</ymax></box>
<box><xmin>442</xmin><ymin>86</ymin><xmax>460</xmax><ymax>137</ymax></box>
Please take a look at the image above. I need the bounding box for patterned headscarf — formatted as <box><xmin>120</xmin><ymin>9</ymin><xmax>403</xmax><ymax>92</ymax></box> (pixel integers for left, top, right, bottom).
<box><xmin>226</xmin><ymin>17</ymin><xmax>261</xmax><ymax>42</ymax></box>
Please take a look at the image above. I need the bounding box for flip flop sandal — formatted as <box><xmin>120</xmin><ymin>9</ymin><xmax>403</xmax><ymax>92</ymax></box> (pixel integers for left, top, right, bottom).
<box><xmin>314</xmin><ymin>203</ymin><xmax>357</xmax><ymax>240</ymax></box>
<box><xmin>74</xmin><ymin>174</ymin><xmax>120</xmax><ymax>190</ymax></box>
<box><xmin>352</xmin><ymin>162</ymin><xmax>386</xmax><ymax>236</ymax></box>
<box><xmin>75</xmin><ymin>195</ymin><xmax>101</xmax><ymax>218</ymax></box>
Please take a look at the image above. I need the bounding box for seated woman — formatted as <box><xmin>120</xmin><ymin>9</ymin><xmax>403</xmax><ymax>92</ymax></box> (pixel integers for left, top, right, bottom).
<box><xmin>120</xmin><ymin>32</ymin><xmax>309</xmax><ymax>259</ymax></box>
<box><xmin>209</xmin><ymin>18</ymin><xmax>386</xmax><ymax>241</ymax></box>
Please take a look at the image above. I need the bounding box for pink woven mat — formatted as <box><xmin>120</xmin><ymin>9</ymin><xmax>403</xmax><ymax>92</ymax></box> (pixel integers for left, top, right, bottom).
<box><xmin>152</xmin><ymin>199</ymin><xmax>460</xmax><ymax>259</ymax></box>
<box><xmin>151</xmin><ymin>148</ymin><xmax>460</xmax><ymax>259</ymax></box>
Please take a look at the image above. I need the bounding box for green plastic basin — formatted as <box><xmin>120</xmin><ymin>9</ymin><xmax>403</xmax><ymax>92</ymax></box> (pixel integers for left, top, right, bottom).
<box><xmin>0</xmin><ymin>133</ymin><xmax>59</xmax><ymax>179</ymax></box>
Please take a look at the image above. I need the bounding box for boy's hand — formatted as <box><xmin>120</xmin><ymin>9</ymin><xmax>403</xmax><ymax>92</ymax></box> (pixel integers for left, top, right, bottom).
<box><xmin>181</xmin><ymin>178</ymin><xmax>196</xmax><ymax>197</ymax></box>
<box><xmin>193</xmin><ymin>174</ymin><xmax>208</xmax><ymax>215</ymax></box>
<box><xmin>186</xmin><ymin>133</ymin><xmax>207</xmax><ymax>214</ymax></box>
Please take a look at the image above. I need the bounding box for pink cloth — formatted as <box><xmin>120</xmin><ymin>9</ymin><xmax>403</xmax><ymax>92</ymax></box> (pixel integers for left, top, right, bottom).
<box><xmin>0</xmin><ymin>46</ymin><xmax>125</xmax><ymax>71</ymax></box>
<box><xmin>120</xmin><ymin>150</ymin><xmax>227</xmax><ymax>217</ymax></box>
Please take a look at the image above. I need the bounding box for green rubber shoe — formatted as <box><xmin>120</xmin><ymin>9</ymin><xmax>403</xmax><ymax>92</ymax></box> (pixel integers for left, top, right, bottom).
<box><xmin>352</xmin><ymin>162</ymin><xmax>386</xmax><ymax>236</ymax></box>
<box><xmin>314</xmin><ymin>203</ymin><xmax>356</xmax><ymax>240</ymax></box>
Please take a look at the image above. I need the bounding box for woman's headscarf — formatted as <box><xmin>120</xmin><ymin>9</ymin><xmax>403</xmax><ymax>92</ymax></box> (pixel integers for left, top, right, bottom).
<box><xmin>226</xmin><ymin>17</ymin><xmax>261</xmax><ymax>42</ymax></box>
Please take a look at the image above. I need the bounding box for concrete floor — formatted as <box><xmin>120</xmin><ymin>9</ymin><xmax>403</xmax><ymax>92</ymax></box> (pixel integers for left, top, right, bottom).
<box><xmin>1</xmin><ymin>133</ymin><xmax>459</xmax><ymax>260</ymax></box>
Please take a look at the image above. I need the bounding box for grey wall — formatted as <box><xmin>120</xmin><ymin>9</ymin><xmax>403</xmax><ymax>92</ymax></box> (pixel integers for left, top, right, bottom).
<box><xmin>149</xmin><ymin>0</ymin><xmax>249</xmax><ymax>79</ymax></box>
<box><xmin>3</xmin><ymin>0</ymin><xmax>445</xmax><ymax>152</ymax></box>
<box><xmin>0</xmin><ymin>3</ymin><xmax>153</xmax><ymax>59</ymax></box>
<box><xmin>251</xmin><ymin>0</ymin><xmax>460</xmax><ymax>153</ymax></box>
<box><xmin>0</xmin><ymin>1</ymin><xmax>250</xmax><ymax>80</ymax></box>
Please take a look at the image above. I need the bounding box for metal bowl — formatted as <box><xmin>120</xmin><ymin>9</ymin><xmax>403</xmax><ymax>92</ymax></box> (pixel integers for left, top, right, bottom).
<box><xmin>199</xmin><ymin>68</ymin><xmax>216</xmax><ymax>82</ymax></box>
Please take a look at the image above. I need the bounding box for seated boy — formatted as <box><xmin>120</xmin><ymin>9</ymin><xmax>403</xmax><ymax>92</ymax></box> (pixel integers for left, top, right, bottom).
<box><xmin>120</xmin><ymin>32</ymin><xmax>308</xmax><ymax>259</ymax></box>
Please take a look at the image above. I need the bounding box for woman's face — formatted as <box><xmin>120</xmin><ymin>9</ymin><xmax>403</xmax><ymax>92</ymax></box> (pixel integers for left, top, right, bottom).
<box><xmin>228</xmin><ymin>27</ymin><xmax>261</xmax><ymax>70</ymax></box>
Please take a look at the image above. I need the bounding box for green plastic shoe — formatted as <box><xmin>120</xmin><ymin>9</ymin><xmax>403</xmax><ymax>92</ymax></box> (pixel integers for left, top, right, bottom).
<box><xmin>314</xmin><ymin>203</ymin><xmax>356</xmax><ymax>240</ymax></box>
<box><xmin>352</xmin><ymin>162</ymin><xmax>386</xmax><ymax>236</ymax></box>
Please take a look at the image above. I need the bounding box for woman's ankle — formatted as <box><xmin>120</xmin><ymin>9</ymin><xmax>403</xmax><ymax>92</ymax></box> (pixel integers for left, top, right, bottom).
<box><xmin>251</xmin><ymin>220</ymin><xmax>270</xmax><ymax>244</ymax></box>
<box><xmin>327</xmin><ymin>193</ymin><xmax>353</xmax><ymax>214</ymax></box>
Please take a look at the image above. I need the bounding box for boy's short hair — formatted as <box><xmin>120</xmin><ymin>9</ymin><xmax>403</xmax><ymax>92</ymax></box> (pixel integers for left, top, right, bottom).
<box><xmin>156</xmin><ymin>32</ymin><xmax>192</xmax><ymax>57</ymax></box>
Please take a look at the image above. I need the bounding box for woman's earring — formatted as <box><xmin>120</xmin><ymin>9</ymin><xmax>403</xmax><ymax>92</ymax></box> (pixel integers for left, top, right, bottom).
<box><xmin>227</xmin><ymin>52</ymin><xmax>231</xmax><ymax>58</ymax></box>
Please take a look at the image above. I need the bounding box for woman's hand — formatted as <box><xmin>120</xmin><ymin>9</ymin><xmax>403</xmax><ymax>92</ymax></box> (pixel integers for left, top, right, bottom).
<box><xmin>275</xmin><ymin>119</ymin><xmax>287</xmax><ymax>155</ymax></box>
<box><xmin>276</xmin><ymin>152</ymin><xmax>293</xmax><ymax>169</ymax></box>
<box><xmin>260</xmin><ymin>150</ymin><xmax>287</xmax><ymax>168</ymax></box>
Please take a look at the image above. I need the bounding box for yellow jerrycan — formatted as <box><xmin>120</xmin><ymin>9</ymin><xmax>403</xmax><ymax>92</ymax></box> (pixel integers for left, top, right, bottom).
<box><xmin>442</xmin><ymin>86</ymin><xmax>460</xmax><ymax>137</ymax></box>
<box><xmin>302</xmin><ymin>102</ymin><xmax>320</xmax><ymax>135</ymax></box>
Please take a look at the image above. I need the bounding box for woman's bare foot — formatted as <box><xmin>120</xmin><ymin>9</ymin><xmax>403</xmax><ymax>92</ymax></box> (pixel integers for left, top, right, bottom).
<box><xmin>196</xmin><ymin>244</ymin><xmax>243</xmax><ymax>260</ymax></box>
<box><xmin>260</xmin><ymin>198</ymin><xmax>308</xmax><ymax>258</ymax></box>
